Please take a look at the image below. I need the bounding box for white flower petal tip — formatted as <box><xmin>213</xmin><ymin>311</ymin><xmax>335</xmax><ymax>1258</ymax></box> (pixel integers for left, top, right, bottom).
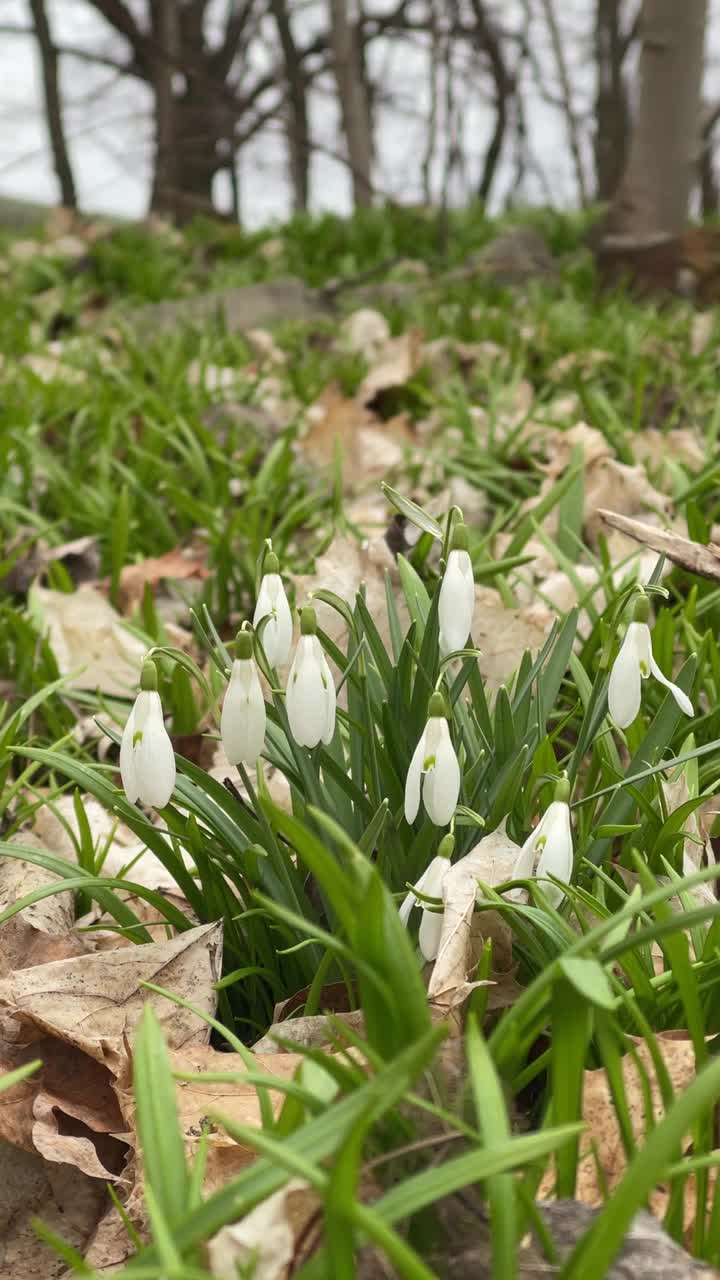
<box><xmin>404</xmin><ymin>696</ymin><xmax>460</xmax><ymax>828</ymax></box>
<box><xmin>253</xmin><ymin>557</ymin><xmax>292</xmax><ymax>668</ymax></box>
<box><xmin>513</xmin><ymin>785</ymin><xmax>573</xmax><ymax>908</ymax></box>
<box><xmin>285</xmin><ymin>611</ymin><xmax>336</xmax><ymax>749</ymax></box>
<box><xmin>221</xmin><ymin>654</ymin><xmax>267</xmax><ymax>765</ymax></box>
<box><xmin>438</xmin><ymin>537</ymin><xmax>475</xmax><ymax>656</ymax></box>
<box><xmin>609</xmin><ymin>610</ymin><xmax>695</xmax><ymax>730</ymax></box>
<box><xmin>120</xmin><ymin>686</ymin><xmax>176</xmax><ymax>809</ymax></box>
<box><xmin>649</xmin><ymin>656</ymin><xmax>694</xmax><ymax>718</ymax></box>
<box><xmin>400</xmin><ymin>851</ymin><xmax>452</xmax><ymax>962</ymax></box>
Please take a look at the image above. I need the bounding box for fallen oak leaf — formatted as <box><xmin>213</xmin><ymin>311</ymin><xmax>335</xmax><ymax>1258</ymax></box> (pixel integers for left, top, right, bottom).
<box><xmin>111</xmin><ymin>547</ymin><xmax>210</xmax><ymax>615</ymax></box>
<box><xmin>0</xmin><ymin>922</ymin><xmax>222</xmax><ymax>1074</ymax></box>
<box><xmin>598</xmin><ymin>510</ymin><xmax>720</xmax><ymax>581</ymax></box>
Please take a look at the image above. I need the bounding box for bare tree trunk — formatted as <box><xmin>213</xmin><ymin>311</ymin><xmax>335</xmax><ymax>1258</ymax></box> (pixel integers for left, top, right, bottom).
<box><xmin>593</xmin><ymin>0</ymin><xmax>631</xmax><ymax>199</ymax></box>
<box><xmin>269</xmin><ymin>0</ymin><xmax>310</xmax><ymax>212</ymax></box>
<box><xmin>538</xmin><ymin>0</ymin><xmax>589</xmax><ymax>204</ymax></box>
<box><xmin>606</xmin><ymin>0</ymin><xmax>708</xmax><ymax>238</ymax></box>
<box><xmin>328</xmin><ymin>0</ymin><xmax>373</xmax><ymax>206</ymax></box>
<box><xmin>29</xmin><ymin>0</ymin><xmax>77</xmax><ymax>209</ymax></box>
<box><xmin>468</xmin><ymin>0</ymin><xmax>514</xmax><ymax>205</ymax></box>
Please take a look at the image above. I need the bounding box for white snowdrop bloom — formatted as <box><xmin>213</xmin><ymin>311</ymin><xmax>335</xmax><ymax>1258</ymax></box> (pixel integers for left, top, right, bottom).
<box><xmin>286</xmin><ymin>607</ymin><xmax>336</xmax><ymax>748</ymax></box>
<box><xmin>221</xmin><ymin>630</ymin><xmax>267</xmax><ymax>765</ymax></box>
<box><xmin>399</xmin><ymin>837</ymin><xmax>454</xmax><ymax>962</ymax></box>
<box><xmin>253</xmin><ymin>551</ymin><xmax>292</xmax><ymax>668</ymax></box>
<box><xmin>438</xmin><ymin>522</ymin><xmax>475</xmax><ymax>657</ymax></box>
<box><xmin>405</xmin><ymin>693</ymin><xmax>461</xmax><ymax>827</ymax></box>
<box><xmin>512</xmin><ymin>777</ymin><xmax>573</xmax><ymax>907</ymax></box>
<box><xmin>608</xmin><ymin>594</ymin><xmax>693</xmax><ymax>730</ymax></box>
<box><xmin>120</xmin><ymin>659</ymin><xmax>176</xmax><ymax>809</ymax></box>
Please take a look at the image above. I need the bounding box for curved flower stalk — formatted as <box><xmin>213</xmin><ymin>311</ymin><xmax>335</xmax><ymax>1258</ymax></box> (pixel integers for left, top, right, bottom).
<box><xmin>286</xmin><ymin>606</ymin><xmax>336</xmax><ymax>748</ymax></box>
<box><xmin>608</xmin><ymin>594</ymin><xmax>693</xmax><ymax>730</ymax></box>
<box><xmin>405</xmin><ymin>692</ymin><xmax>461</xmax><ymax>827</ymax></box>
<box><xmin>399</xmin><ymin>835</ymin><xmax>454</xmax><ymax>961</ymax></box>
<box><xmin>512</xmin><ymin>776</ymin><xmax>573</xmax><ymax>907</ymax></box>
<box><xmin>120</xmin><ymin>659</ymin><xmax>176</xmax><ymax>808</ymax></box>
<box><xmin>438</xmin><ymin>521</ymin><xmax>475</xmax><ymax>657</ymax></box>
<box><xmin>253</xmin><ymin>550</ymin><xmax>292</xmax><ymax>669</ymax></box>
<box><xmin>221</xmin><ymin>629</ymin><xmax>267</xmax><ymax>765</ymax></box>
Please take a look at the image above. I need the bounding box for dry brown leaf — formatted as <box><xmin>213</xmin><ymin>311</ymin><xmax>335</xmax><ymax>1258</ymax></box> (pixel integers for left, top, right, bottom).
<box><xmin>357</xmin><ymin>329</ymin><xmax>422</xmax><ymax>406</ymax></box>
<box><xmin>208</xmin><ymin>1178</ymin><xmax>319</xmax><ymax>1280</ymax></box>
<box><xmin>691</xmin><ymin>311</ymin><xmax>715</xmax><ymax>357</ymax></box>
<box><xmin>29</xmin><ymin>584</ymin><xmax>146</xmax><ymax>695</ymax></box>
<box><xmin>167</xmin><ymin>1043</ymin><xmax>305</xmax><ymax>1146</ymax></box>
<box><xmin>544</xmin><ymin>1034</ymin><xmax>707</xmax><ymax>1234</ymax></box>
<box><xmin>295</xmin><ymin>533</ymin><xmax>407</xmax><ymax>656</ymax></box>
<box><xmin>0</xmin><ymin>1142</ymin><xmax>106</xmax><ymax>1279</ymax></box>
<box><xmin>300</xmin><ymin>383</ymin><xmax>413</xmax><ymax>478</ymax></box>
<box><xmin>0</xmin><ymin>922</ymin><xmax>222</xmax><ymax>1073</ymax></box>
<box><xmin>428</xmin><ymin>826</ymin><xmax>519</xmax><ymax>1017</ymax></box>
<box><xmin>252</xmin><ymin>1010</ymin><xmax>366</xmax><ymax>1054</ymax></box>
<box><xmin>0</xmin><ymin>834</ymin><xmax>86</xmax><ymax>977</ymax></box>
<box><xmin>599</xmin><ymin>510</ymin><xmax>720</xmax><ymax>582</ymax></box>
<box><xmin>634</xmin><ymin>427</ymin><xmax>706</xmax><ymax>475</ymax></box>
<box><xmin>337</xmin><ymin>308</ymin><xmax>390</xmax><ymax>362</ymax></box>
<box><xmin>473</xmin><ymin>586</ymin><xmax>554</xmax><ymax>696</ymax></box>
<box><xmin>114</xmin><ymin>547</ymin><xmax>210</xmax><ymax>615</ymax></box>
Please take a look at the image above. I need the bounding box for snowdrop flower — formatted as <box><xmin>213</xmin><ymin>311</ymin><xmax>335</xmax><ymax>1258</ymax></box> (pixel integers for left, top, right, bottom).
<box><xmin>120</xmin><ymin>659</ymin><xmax>176</xmax><ymax>808</ymax></box>
<box><xmin>221</xmin><ymin>630</ymin><xmax>267</xmax><ymax>765</ymax></box>
<box><xmin>399</xmin><ymin>834</ymin><xmax>454</xmax><ymax>961</ymax></box>
<box><xmin>439</xmin><ymin>521</ymin><xmax>475</xmax><ymax>656</ymax></box>
<box><xmin>286</xmin><ymin>606</ymin><xmax>336</xmax><ymax>747</ymax></box>
<box><xmin>405</xmin><ymin>692</ymin><xmax>461</xmax><ymax>827</ymax></box>
<box><xmin>608</xmin><ymin>594</ymin><xmax>693</xmax><ymax>730</ymax></box>
<box><xmin>253</xmin><ymin>551</ymin><xmax>292</xmax><ymax>668</ymax></box>
<box><xmin>512</xmin><ymin>776</ymin><xmax>573</xmax><ymax>907</ymax></box>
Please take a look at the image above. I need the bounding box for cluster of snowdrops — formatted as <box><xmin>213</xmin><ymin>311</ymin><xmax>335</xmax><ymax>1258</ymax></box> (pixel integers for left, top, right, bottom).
<box><xmin>119</xmin><ymin>521</ymin><xmax>694</xmax><ymax>962</ymax></box>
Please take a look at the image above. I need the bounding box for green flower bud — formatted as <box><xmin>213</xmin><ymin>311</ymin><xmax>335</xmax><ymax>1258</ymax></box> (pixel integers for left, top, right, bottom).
<box><xmin>236</xmin><ymin>629</ymin><xmax>253</xmax><ymax>660</ymax></box>
<box><xmin>632</xmin><ymin>593</ymin><xmax>650</xmax><ymax>624</ymax></box>
<box><xmin>437</xmin><ymin>833</ymin><xmax>455</xmax><ymax>860</ymax></box>
<box><xmin>451</xmin><ymin>521</ymin><xmax>469</xmax><ymax>552</ymax></box>
<box><xmin>300</xmin><ymin>606</ymin><xmax>318</xmax><ymax>636</ymax></box>
<box><xmin>553</xmin><ymin>774</ymin><xmax>570</xmax><ymax>804</ymax></box>
<box><xmin>140</xmin><ymin>659</ymin><xmax>158</xmax><ymax>692</ymax></box>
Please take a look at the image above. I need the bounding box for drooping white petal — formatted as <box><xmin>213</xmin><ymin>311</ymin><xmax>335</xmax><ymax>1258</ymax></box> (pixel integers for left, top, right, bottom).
<box><xmin>286</xmin><ymin>636</ymin><xmax>327</xmax><ymax>747</ymax></box>
<box><xmin>417</xmin><ymin>855</ymin><xmax>450</xmax><ymax>961</ymax></box>
<box><xmin>404</xmin><ymin>727</ymin><xmax>427</xmax><ymax>824</ymax></box>
<box><xmin>133</xmin><ymin>691</ymin><xmax>176</xmax><ymax>808</ymax></box>
<box><xmin>511</xmin><ymin>825</ymin><xmax>541</xmax><ymax>884</ymax></box>
<box><xmin>254</xmin><ymin>573</ymin><xmax>292</xmax><ymax>668</ymax></box>
<box><xmin>221</xmin><ymin>659</ymin><xmax>267</xmax><ymax>764</ymax></box>
<box><xmin>535</xmin><ymin>800</ymin><xmax>573</xmax><ymax>906</ymax></box>
<box><xmin>608</xmin><ymin>622</ymin><xmax>643</xmax><ymax>729</ymax></box>
<box><xmin>422</xmin><ymin>721</ymin><xmax>460</xmax><ymax>826</ymax></box>
<box><xmin>649</xmin><ymin>655</ymin><xmax>694</xmax><ymax>718</ymax></box>
<box><xmin>318</xmin><ymin>650</ymin><xmax>337</xmax><ymax>744</ymax></box>
<box><xmin>119</xmin><ymin>698</ymin><xmax>139</xmax><ymax>803</ymax></box>
<box><xmin>419</xmin><ymin>907</ymin><xmax>444</xmax><ymax>962</ymax></box>
<box><xmin>439</xmin><ymin>549</ymin><xmax>475</xmax><ymax>656</ymax></box>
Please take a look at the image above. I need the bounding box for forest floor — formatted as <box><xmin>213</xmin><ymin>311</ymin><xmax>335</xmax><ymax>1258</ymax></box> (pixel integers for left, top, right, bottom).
<box><xmin>1</xmin><ymin>204</ymin><xmax>720</xmax><ymax>1279</ymax></box>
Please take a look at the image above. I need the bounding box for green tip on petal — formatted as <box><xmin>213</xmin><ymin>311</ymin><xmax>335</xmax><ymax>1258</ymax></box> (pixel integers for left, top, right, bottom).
<box><xmin>554</xmin><ymin>774</ymin><xmax>570</xmax><ymax>804</ymax></box>
<box><xmin>428</xmin><ymin>691</ymin><xmax>447</xmax><ymax>719</ymax></box>
<box><xmin>437</xmin><ymin>833</ymin><xmax>455</xmax><ymax>860</ymax></box>
<box><xmin>300</xmin><ymin>606</ymin><xmax>317</xmax><ymax>636</ymax></box>
<box><xmin>633</xmin><ymin>593</ymin><xmax>650</xmax><ymax>624</ymax></box>
<box><xmin>451</xmin><ymin>521</ymin><xmax>469</xmax><ymax>552</ymax></box>
<box><xmin>140</xmin><ymin>659</ymin><xmax>158</xmax><ymax>692</ymax></box>
<box><xmin>236</xmin><ymin>629</ymin><xmax>253</xmax><ymax>660</ymax></box>
<box><xmin>264</xmin><ymin>551</ymin><xmax>279</xmax><ymax>575</ymax></box>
